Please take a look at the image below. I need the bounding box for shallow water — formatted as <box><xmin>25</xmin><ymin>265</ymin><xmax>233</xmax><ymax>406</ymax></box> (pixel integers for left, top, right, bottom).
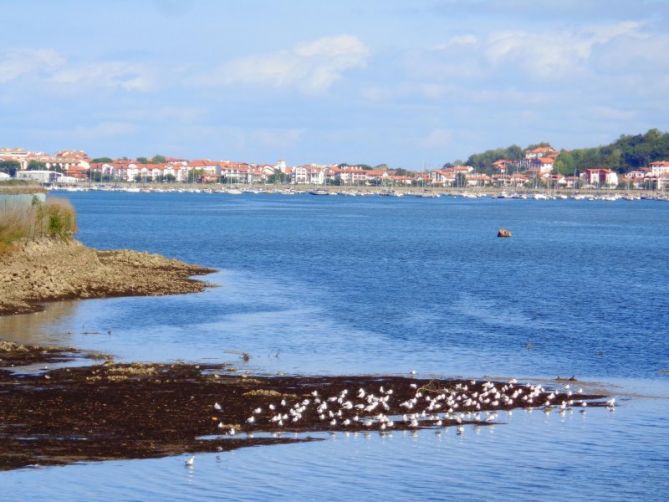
<box><xmin>1</xmin><ymin>192</ymin><xmax>668</xmax><ymax>500</ymax></box>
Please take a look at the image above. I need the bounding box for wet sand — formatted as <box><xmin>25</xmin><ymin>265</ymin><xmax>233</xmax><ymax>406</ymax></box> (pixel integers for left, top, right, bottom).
<box><xmin>0</xmin><ymin>341</ymin><xmax>608</xmax><ymax>471</ymax></box>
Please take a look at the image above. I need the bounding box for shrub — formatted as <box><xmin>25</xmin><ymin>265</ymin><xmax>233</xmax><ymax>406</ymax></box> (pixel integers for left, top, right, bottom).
<box><xmin>0</xmin><ymin>197</ymin><xmax>76</xmax><ymax>252</ymax></box>
<box><xmin>39</xmin><ymin>198</ymin><xmax>77</xmax><ymax>239</ymax></box>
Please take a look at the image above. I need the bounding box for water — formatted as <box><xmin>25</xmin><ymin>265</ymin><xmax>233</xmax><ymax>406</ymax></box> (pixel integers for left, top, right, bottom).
<box><xmin>2</xmin><ymin>191</ymin><xmax>668</xmax><ymax>500</ymax></box>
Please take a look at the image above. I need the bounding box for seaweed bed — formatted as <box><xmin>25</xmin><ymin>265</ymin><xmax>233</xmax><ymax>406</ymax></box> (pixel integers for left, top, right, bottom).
<box><xmin>0</xmin><ymin>341</ymin><xmax>608</xmax><ymax>471</ymax></box>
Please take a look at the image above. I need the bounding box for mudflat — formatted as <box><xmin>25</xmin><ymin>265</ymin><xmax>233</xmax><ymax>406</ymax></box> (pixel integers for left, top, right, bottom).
<box><xmin>0</xmin><ymin>239</ymin><xmax>215</xmax><ymax>316</ymax></box>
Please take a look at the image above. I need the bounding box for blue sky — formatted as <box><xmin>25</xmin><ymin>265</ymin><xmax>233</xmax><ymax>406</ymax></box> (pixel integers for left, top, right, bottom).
<box><xmin>1</xmin><ymin>0</ymin><xmax>668</xmax><ymax>167</ymax></box>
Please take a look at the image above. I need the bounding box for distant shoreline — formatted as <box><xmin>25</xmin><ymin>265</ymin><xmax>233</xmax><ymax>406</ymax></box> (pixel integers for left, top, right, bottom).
<box><xmin>48</xmin><ymin>182</ymin><xmax>669</xmax><ymax>202</ymax></box>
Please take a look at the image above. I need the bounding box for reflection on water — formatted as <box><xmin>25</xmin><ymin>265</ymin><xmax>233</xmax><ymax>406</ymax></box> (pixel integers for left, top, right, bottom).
<box><xmin>0</xmin><ymin>300</ymin><xmax>80</xmax><ymax>347</ymax></box>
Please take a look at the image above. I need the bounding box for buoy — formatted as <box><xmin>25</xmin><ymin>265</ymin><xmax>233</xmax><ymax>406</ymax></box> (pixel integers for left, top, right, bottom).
<box><xmin>497</xmin><ymin>228</ymin><xmax>512</xmax><ymax>238</ymax></box>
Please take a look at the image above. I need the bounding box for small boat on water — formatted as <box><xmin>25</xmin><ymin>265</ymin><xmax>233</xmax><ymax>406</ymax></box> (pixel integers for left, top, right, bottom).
<box><xmin>310</xmin><ymin>189</ymin><xmax>329</xmax><ymax>195</ymax></box>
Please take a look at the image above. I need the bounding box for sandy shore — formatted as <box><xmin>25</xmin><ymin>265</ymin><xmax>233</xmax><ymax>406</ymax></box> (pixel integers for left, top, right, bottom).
<box><xmin>0</xmin><ymin>239</ymin><xmax>215</xmax><ymax>316</ymax></box>
<box><xmin>0</xmin><ymin>341</ymin><xmax>608</xmax><ymax>470</ymax></box>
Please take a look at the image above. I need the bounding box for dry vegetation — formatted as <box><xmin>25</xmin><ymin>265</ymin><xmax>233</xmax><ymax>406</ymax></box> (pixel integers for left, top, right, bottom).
<box><xmin>0</xmin><ymin>198</ymin><xmax>77</xmax><ymax>253</ymax></box>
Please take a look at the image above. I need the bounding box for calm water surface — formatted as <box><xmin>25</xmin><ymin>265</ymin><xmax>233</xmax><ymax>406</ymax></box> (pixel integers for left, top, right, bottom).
<box><xmin>1</xmin><ymin>192</ymin><xmax>668</xmax><ymax>500</ymax></box>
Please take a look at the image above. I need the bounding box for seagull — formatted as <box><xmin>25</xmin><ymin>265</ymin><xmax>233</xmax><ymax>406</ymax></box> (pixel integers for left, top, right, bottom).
<box><xmin>184</xmin><ymin>455</ymin><xmax>195</xmax><ymax>467</ymax></box>
<box><xmin>213</xmin><ymin>402</ymin><xmax>222</xmax><ymax>411</ymax></box>
<box><xmin>606</xmin><ymin>398</ymin><xmax>616</xmax><ymax>408</ymax></box>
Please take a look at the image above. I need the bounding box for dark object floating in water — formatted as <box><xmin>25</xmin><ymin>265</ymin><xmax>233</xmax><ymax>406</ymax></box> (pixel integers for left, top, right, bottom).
<box><xmin>497</xmin><ymin>228</ymin><xmax>512</xmax><ymax>238</ymax></box>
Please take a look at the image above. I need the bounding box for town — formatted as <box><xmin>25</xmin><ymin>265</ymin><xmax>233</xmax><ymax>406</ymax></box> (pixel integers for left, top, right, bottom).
<box><xmin>1</xmin><ymin>143</ymin><xmax>668</xmax><ymax>192</ymax></box>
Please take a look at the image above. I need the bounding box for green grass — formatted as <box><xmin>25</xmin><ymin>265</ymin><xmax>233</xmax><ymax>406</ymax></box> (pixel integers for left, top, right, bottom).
<box><xmin>0</xmin><ymin>198</ymin><xmax>77</xmax><ymax>252</ymax></box>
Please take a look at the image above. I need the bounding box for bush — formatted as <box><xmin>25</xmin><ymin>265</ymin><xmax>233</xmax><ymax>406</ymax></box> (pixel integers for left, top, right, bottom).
<box><xmin>0</xmin><ymin>197</ymin><xmax>76</xmax><ymax>251</ymax></box>
<box><xmin>39</xmin><ymin>198</ymin><xmax>77</xmax><ymax>239</ymax></box>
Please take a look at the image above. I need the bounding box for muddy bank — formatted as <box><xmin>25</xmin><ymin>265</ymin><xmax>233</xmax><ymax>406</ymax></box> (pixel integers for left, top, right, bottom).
<box><xmin>0</xmin><ymin>342</ymin><xmax>609</xmax><ymax>471</ymax></box>
<box><xmin>0</xmin><ymin>239</ymin><xmax>215</xmax><ymax>316</ymax></box>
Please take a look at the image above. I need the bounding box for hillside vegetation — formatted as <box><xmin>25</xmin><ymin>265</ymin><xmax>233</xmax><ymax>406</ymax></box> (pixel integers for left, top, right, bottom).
<box><xmin>554</xmin><ymin>129</ymin><xmax>669</xmax><ymax>175</ymax></box>
<box><xmin>449</xmin><ymin>129</ymin><xmax>668</xmax><ymax>175</ymax></box>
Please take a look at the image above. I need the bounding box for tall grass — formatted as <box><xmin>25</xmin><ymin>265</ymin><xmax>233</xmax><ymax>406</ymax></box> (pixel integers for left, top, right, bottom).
<box><xmin>0</xmin><ymin>198</ymin><xmax>77</xmax><ymax>252</ymax></box>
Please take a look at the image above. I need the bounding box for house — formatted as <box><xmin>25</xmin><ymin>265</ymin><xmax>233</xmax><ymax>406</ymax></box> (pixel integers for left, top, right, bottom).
<box><xmin>0</xmin><ymin>147</ymin><xmax>30</xmax><ymax>169</ymax></box>
<box><xmin>219</xmin><ymin>162</ymin><xmax>252</xmax><ymax>183</ymax></box>
<box><xmin>583</xmin><ymin>168</ymin><xmax>618</xmax><ymax>187</ymax></box>
<box><xmin>388</xmin><ymin>175</ymin><xmax>414</xmax><ymax>186</ymax></box>
<box><xmin>430</xmin><ymin>169</ymin><xmax>455</xmax><ymax>186</ymax></box>
<box><xmin>16</xmin><ymin>170</ymin><xmax>63</xmax><ymax>184</ymax></box>
<box><xmin>524</xmin><ymin>146</ymin><xmax>558</xmax><ymax>160</ymax></box>
<box><xmin>292</xmin><ymin>165</ymin><xmax>325</xmax><ymax>185</ymax></box>
<box><xmin>465</xmin><ymin>173</ymin><xmax>490</xmax><ymax>187</ymax></box>
<box><xmin>364</xmin><ymin>169</ymin><xmax>388</xmax><ymax>184</ymax></box>
<box><xmin>649</xmin><ymin>160</ymin><xmax>669</xmax><ymax>175</ymax></box>
<box><xmin>533</xmin><ymin>157</ymin><xmax>555</xmax><ymax>174</ymax></box>
<box><xmin>492</xmin><ymin>159</ymin><xmax>514</xmax><ymax>174</ymax></box>
<box><xmin>335</xmin><ymin>167</ymin><xmax>368</xmax><ymax>185</ymax></box>
<box><xmin>189</xmin><ymin>160</ymin><xmax>221</xmax><ymax>178</ymax></box>
<box><xmin>622</xmin><ymin>170</ymin><xmax>648</xmax><ymax>189</ymax></box>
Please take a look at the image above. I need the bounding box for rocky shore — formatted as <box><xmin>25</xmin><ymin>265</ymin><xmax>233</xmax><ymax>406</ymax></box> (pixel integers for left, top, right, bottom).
<box><xmin>0</xmin><ymin>239</ymin><xmax>215</xmax><ymax>316</ymax></box>
<box><xmin>0</xmin><ymin>341</ymin><xmax>609</xmax><ymax>471</ymax></box>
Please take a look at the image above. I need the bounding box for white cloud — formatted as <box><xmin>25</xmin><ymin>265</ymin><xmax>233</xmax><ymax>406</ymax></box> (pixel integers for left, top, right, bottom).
<box><xmin>50</xmin><ymin>62</ymin><xmax>154</xmax><ymax>91</ymax></box>
<box><xmin>198</xmin><ymin>34</ymin><xmax>370</xmax><ymax>94</ymax></box>
<box><xmin>433</xmin><ymin>34</ymin><xmax>478</xmax><ymax>51</ymax></box>
<box><xmin>0</xmin><ymin>48</ymin><xmax>65</xmax><ymax>83</ymax></box>
<box><xmin>0</xmin><ymin>48</ymin><xmax>153</xmax><ymax>91</ymax></box>
<box><xmin>485</xmin><ymin>21</ymin><xmax>643</xmax><ymax>79</ymax></box>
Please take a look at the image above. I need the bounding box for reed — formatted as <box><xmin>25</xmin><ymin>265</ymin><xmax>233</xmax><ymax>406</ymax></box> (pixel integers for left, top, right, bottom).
<box><xmin>0</xmin><ymin>198</ymin><xmax>77</xmax><ymax>252</ymax></box>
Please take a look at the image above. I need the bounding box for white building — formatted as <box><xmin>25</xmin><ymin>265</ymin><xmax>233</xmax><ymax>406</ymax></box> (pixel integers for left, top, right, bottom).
<box><xmin>16</xmin><ymin>170</ymin><xmax>64</xmax><ymax>184</ymax></box>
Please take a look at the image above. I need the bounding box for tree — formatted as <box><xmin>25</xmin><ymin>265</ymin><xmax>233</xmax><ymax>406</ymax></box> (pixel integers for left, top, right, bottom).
<box><xmin>27</xmin><ymin>160</ymin><xmax>48</xmax><ymax>171</ymax></box>
<box><xmin>553</xmin><ymin>128</ymin><xmax>669</xmax><ymax>174</ymax></box>
<box><xmin>525</xmin><ymin>142</ymin><xmax>552</xmax><ymax>150</ymax></box>
<box><xmin>0</xmin><ymin>160</ymin><xmax>19</xmax><ymax>176</ymax></box>
<box><xmin>151</xmin><ymin>155</ymin><xmax>167</xmax><ymax>163</ymax></box>
<box><xmin>267</xmin><ymin>172</ymin><xmax>288</xmax><ymax>184</ymax></box>
<box><xmin>91</xmin><ymin>157</ymin><xmax>113</xmax><ymax>163</ymax></box>
<box><xmin>187</xmin><ymin>169</ymin><xmax>204</xmax><ymax>183</ymax></box>
<box><xmin>465</xmin><ymin>145</ymin><xmax>524</xmax><ymax>173</ymax></box>
<box><xmin>136</xmin><ymin>157</ymin><xmax>148</xmax><ymax>164</ymax></box>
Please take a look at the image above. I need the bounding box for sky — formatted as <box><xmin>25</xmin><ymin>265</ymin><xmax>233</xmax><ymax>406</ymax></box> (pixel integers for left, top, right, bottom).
<box><xmin>1</xmin><ymin>0</ymin><xmax>668</xmax><ymax>168</ymax></box>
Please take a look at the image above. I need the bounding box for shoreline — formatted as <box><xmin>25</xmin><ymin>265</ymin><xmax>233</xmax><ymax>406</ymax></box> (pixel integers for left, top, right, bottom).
<box><xmin>0</xmin><ymin>238</ymin><xmax>215</xmax><ymax>316</ymax></box>
<box><xmin>49</xmin><ymin>182</ymin><xmax>669</xmax><ymax>202</ymax></box>
<box><xmin>0</xmin><ymin>340</ymin><xmax>608</xmax><ymax>471</ymax></box>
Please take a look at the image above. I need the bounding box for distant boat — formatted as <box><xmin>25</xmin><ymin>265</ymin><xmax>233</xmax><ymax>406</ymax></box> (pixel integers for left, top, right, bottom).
<box><xmin>310</xmin><ymin>189</ymin><xmax>329</xmax><ymax>195</ymax></box>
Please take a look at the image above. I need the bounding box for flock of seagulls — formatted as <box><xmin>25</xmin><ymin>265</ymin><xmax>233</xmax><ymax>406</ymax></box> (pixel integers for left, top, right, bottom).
<box><xmin>184</xmin><ymin>376</ymin><xmax>617</xmax><ymax>466</ymax></box>
<box><xmin>209</xmin><ymin>377</ymin><xmax>615</xmax><ymax>435</ymax></box>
